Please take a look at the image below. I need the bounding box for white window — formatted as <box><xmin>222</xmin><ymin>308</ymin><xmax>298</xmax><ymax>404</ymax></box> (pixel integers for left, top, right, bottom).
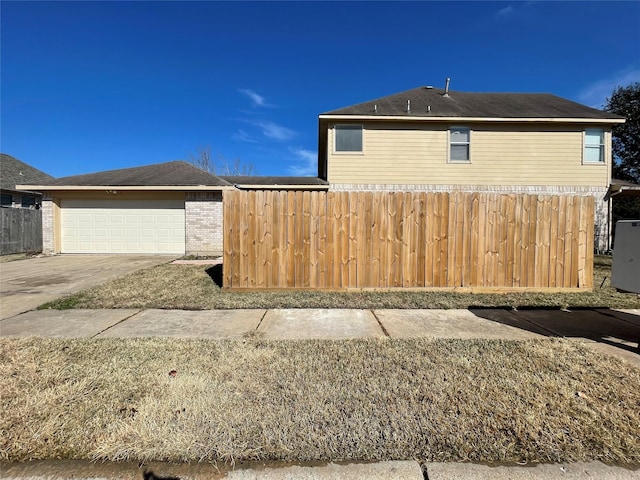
<box><xmin>584</xmin><ymin>129</ymin><xmax>604</xmax><ymax>163</ymax></box>
<box><xmin>449</xmin><ymin>126</ymin><xmax>471</xmax><ymax>162</ymax></box>
<box><xmin>335</xmin><ymin>125</ymin><xmax>363</xmax><ymax>152</ymax></box>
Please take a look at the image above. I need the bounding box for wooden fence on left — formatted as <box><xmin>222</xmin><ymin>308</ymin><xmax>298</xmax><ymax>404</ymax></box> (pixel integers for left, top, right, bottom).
<box><xmin>223</xmin><ymin>190</ymin><xmax>594</xmax><ymax>291</ymax></box>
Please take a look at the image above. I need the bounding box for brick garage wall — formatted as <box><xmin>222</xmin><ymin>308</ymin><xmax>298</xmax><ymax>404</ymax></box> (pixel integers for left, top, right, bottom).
<box><xmin>185</xmin><ymin>191</ymin><xmax>223</xmax><ymax>256</ymax></box>
<box><xmin>41</xmin><ymin>196</ymin><xmax>55</xmax><ymax>254</ymax></box>
<box><xmin>330</xmin><ymin>184</ymin><xmax>611</xmax><ymax>253</ymax></box>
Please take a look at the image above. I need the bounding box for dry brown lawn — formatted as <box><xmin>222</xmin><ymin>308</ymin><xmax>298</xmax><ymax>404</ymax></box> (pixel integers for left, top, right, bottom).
<box><xmin>40</xmin><ymin>257</ymin><xmax>640</xmax><ymax>310</ymax></box>
<box><xmin>1</xmin><ymin>337</ymin><xmax>639</xmax><ymax>465</ymax></box>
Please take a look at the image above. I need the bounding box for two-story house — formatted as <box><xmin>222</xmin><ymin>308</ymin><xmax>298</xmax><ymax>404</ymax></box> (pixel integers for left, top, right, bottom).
<box><xmin>317</xmin><ymin>85</ymin><xmax>625</xmax><ymax>252</ymax></box>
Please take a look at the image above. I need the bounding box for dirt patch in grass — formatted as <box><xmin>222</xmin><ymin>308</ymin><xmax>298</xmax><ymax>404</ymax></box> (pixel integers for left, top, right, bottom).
<box><xmin>40</xmin><ymin>259</ymin><xmax>640</xmax><ymax>310</ymax></box>
<box><xmin>1</xmin><ymin>337</ymin><xmax>639</xmax><ymax>465</ymax></box>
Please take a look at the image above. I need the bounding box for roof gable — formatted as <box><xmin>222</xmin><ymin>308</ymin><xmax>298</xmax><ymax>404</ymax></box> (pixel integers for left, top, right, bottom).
<box><xmin>1</xmin><ymin>154</ymin><xmax>55</xmax><ymax>191</ymax></box>
<box><xmin>322</xmin><ymin>86</ymin><xmax>625</xmax><ymax>120</ymax></box>
<box><xmin>40</xmin><ymin>161</ymin><xmax>232</xmax><ymax>187</ymax></box>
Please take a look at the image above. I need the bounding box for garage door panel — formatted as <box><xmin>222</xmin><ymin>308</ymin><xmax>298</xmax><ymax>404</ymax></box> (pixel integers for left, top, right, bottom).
<box><xmin>61</xmin><ymin>199</ymin><xmax>185</xmax><ymax>254</ymax></box>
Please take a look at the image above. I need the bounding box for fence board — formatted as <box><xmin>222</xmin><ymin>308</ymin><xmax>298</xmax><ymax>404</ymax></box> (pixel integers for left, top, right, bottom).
<box><xmin>563</xmin><ymin>195</ymin><xmax>574</xmax><ymax>288</ymax></box>
<box><xmin>1</xmin><ymin>208</ymin><xmax>44</xmax><ymax>255</ymax></box>
<box><xmin>570</xmin><ymin>196</ymin><xmax>580</xmax><ymax>288</ymax></box>
<box><xmin>416</xmin><ymin>194</ymin><xmax>426</xmax><ymax>287</ymax></box>
<box><xmin>338</xmin><ymin>192</ymin><xmax>350</xmax><ymax>288</ymax></box>
<box><xmin>317</xmin><ymin>191</ymin><xmax>327</xmax><ymax>288</ymax></box>
<box><xmin>555</xmin><ymin>195</ymin><xmax>567</xmax><ymax>288</ymax></box>
<box><xmin>223</xmin><ymin>191</ymin><xmax>594</xmax><ymax>291</ymax></box>
<box><xmin>378</xmin><ymin>193</ymin><xmax>389</xmax><ymax>287</ymax></box>
<box><xmin>424</xmin><ymin>193</ymin><xmax>435</xmax><ymax>287</ymax></box>
<box><xmin>512</xmin><ymin>194</ymin><xmax>523</xmax><ymax>287</ymax></box>
<box><xmin>439</xmin><ymin>193</ymin><xmax>450</xmax><ymax>287</ymax></box>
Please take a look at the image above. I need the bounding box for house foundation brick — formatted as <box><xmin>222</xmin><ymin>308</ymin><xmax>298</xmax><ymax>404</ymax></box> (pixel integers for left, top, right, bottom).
<box><xmin>185</xmin><ymin>192</ymin><xmax>223</xmax><ymax>256</ymax></box>
<box><xmin>330</xmin><ymin>183</ymin><xmax>611</xmax><ymax>253</ymax></box>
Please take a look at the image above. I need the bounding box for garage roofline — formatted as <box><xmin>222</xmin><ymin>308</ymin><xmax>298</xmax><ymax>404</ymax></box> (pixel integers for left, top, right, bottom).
<box><xmin>16</xmin><ymin>185</ymin><xmax>236</xmax><ymax>191</ymax></box>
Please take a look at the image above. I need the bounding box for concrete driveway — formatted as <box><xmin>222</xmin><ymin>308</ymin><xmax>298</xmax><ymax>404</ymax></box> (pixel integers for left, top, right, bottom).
<box><xmin>0</xmin><ymin>255</ymin><xmax>176</xmax><ymax>319</ymax></box>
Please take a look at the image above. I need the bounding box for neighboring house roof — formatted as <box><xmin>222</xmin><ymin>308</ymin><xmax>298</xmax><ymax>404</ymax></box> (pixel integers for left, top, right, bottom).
<box><xmin>221</xmin><ymin>176</ymin><xmax>329</xmax><ymax>190</ymax></box>
<box><xmin>608</xmin><ymin>178</ymin><xmax>640</xmax><ymax>198</ymax></box>
<box><xmin>0</xmin><ymin>153</ymin><xmax>55</xmax><ymax>194</ymax></box>
<box><xmin>321</xmin><ymin>86</ymin><xmax>626</xmax><ymax>121</ymax></box>
<box><xmin>18</xmin><ymin>161</ymin><xmax>233</xmax><ymax>191</ymax></box>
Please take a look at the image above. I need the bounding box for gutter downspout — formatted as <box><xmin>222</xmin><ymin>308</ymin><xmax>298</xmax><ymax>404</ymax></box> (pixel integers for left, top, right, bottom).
<box><xmin>607</xmin><ymin>186</ymin><xmax>625</xmax><ymax>252</ymax></box>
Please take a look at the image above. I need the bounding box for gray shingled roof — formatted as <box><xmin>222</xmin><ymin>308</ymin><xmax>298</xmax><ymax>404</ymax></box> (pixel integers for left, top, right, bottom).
<box><xmin>322</xmin><ymin>86</ymin><xmax>625</xmax><ymax>120</ymax></box>
<box><xmin>1</xmin><ymin>154</ymin><xmax>54</xmax><ymax>192</ymax></box>
<box><xmin>37</xmin><ymin>161</ymin><xmax>232</xmax><ymax>187</ymax></box>
<box><xmin>220</xmin><ymin>176</ymin><xmax>329</xmax><ymax>186</ymax></box>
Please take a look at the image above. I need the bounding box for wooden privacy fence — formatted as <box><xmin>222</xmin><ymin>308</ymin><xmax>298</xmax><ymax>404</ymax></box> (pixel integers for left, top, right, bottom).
<box><xmin>223</xmin><ymin>190</ymin><xmax>594</xmax><ymax>291</ymax></box>
<box><xmin>1</xmin><ymin>207</ymin><xmax>43</xmax><ymax>255</ymax></box>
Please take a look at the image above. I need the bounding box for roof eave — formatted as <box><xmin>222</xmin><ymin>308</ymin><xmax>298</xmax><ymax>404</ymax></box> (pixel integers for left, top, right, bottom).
<box><xmin>318</xmin><ymin>115</ymin><xmax>626</xmax><ymax>124</ymax></box>
<box><xmin>16</xmin><ymin>185</ymin><xmax>236</xmax><ymax>191</ymax></box>
<box><xmin>606</xmin><ymin>183</ymin><xmax>640</xmax><ymax>199</ymax></box>
<box><xmin>231</xmin><ymin>184</ymin><xmax>330</xmax><ymax>190</ymax></box>
<box><xmin>0</xmin><ymin>187</ymin><xmax>44</xmax><ymax>195</ymax></box>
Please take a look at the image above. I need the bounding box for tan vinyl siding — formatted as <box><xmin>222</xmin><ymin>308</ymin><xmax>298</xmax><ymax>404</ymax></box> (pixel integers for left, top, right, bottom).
<box><xmin>327</xmin><ymin>122</ymin><xmax>610</xmax><ymax>187</ymax></box>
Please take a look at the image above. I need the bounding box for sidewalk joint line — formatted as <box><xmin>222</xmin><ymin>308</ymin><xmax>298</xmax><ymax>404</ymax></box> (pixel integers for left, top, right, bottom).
<box><xmin>255</xmin><ymin>309</ymin><xmax>268</xmax><ymax>331</ymax></box>
<box><xmin>91</xmin><ymin>309</ymin><xmax>144</xmax><ymax>339</ymax></box>
<box><xmin>370</xmin><ymin>310</ymin><xmax>390</xmax><ymax>337</ymax></box>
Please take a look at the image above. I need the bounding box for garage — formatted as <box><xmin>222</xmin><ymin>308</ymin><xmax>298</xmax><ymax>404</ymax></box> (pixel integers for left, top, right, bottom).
<box><xmin>17</xmin><ymin>161</ymin><xmax>234</xmax><ymax>255</ymax></box>
<box><xmin>61</xmin><ymin>199</ymin><xmax>185</xmax><ymax>254</ymax></box>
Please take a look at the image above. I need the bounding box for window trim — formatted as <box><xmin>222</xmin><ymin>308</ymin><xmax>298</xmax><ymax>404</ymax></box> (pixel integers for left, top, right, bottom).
<box><xmin>448</xmin><ymin>126</ymin><xmax>471</xmax><ymax>163</ymax></box>
<box><xmin>333</xmin><ymin>124</ymin><xmax>364</xmax><ymax>154</ymax></box>
<box><xmin>583</xmin><ymin>128</ymin><xmax>605</xmax><ymax>164</ymax></box>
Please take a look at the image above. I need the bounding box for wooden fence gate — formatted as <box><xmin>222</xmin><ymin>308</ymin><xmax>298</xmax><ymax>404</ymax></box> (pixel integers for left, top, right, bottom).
<box><xmin>223</xmin><ymin>190</ymin><xmax>594</xmax><ymax>291</ymax></box>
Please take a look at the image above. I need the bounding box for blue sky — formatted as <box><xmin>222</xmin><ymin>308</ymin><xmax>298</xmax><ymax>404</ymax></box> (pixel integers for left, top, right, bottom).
<box><xmin>2</xmin><ymin>1</ymin><xmax>639</xmax><ymax>179</ymax></box>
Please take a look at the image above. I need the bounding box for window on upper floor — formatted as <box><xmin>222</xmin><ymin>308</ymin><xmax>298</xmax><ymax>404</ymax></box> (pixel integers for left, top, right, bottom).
<box><xmin>584</xmin><ymin>128</ymin><xmax>604</xmax><ymax>163</ymax></box>
<box><xmin>335</xmin><ymin>125</ymin><xmax>363</xmax><ymax>152</ymax></box>
<box><xmin>449</xmin><ymin>126</ymin><xmax>471</xmax><ymax>163</ymax></box>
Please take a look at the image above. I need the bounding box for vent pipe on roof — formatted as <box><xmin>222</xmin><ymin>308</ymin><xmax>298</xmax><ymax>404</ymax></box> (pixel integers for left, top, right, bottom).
<box><xmin>407</xmin><ymin>100</ymin><xmax>411</xmax><ymax>112</ymax></box>
<box><xmin>374</xmin><ymin>104</ymin><xmax>377</xmax><ymax>113</ymax></box>
<box><xmin>444</xmin><ymin>77</ymin><xmax>451</xmax><ymax>97</ymax></box>
<box><xmin>427</xmin><ymin>105</ymin><xmax>431</xmax><ymax>113</ymax></box>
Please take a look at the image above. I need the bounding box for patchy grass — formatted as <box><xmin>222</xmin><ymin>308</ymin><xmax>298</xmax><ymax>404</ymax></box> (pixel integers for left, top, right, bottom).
<box><xmin>40</xmin><ymin>257</ymin><xmax>640</xmax><ymax>310</ymax></box>
<box><xmin>1</xmin><ymin>337</ymin><xmax>639</xmax><ymax>465</ymax></box>
<box><xmin>0</xmin><ymin>253</ymin><xmax>41</xmax><ymax>263</ymax></box>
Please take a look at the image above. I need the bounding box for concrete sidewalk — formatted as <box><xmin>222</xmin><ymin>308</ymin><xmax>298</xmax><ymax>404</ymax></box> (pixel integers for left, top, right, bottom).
<box><xmin>2</xmin><ymin>459</ymin><xmax>639</xmax><ymax>480</ymax></box>
<box><xmin>1</xmin><ymin>307</ymin><xmax>638</xmax><ymax>366</ymax></box>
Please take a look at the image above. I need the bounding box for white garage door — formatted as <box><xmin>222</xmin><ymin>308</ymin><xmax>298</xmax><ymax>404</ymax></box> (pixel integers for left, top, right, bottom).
<box><xmin>61</xmin><ymin>199</ymin><xmax>185</xmax><ymax>254</ymax></box>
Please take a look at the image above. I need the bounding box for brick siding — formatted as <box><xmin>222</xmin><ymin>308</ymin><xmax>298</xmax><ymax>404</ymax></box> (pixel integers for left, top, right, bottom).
<box><xmin>185</xmin><ymin>191</ymin><xmax>223</xmax><ymax>256</ymax></box>
<box><xmin>41</xmin><ymin>197</ymin><xmax>55</xmax><ymax>254</ymax></box>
